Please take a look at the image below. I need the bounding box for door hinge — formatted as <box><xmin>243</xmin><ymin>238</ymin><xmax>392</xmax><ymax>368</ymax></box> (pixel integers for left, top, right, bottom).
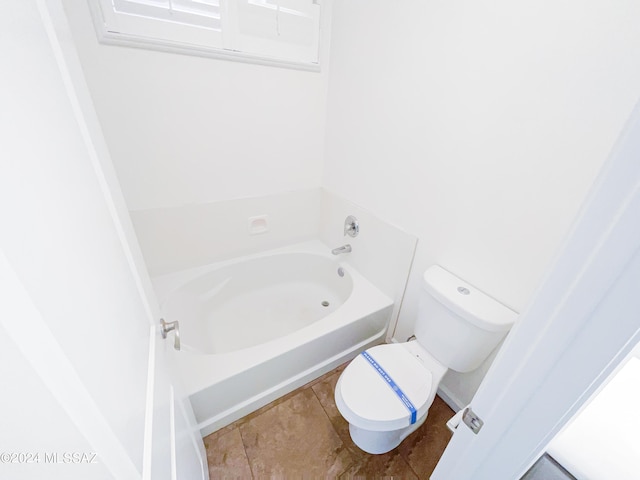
<box><xmin>462</xmin><ymin>407</ymin><xmax>484</xmax><ymax>434</ymax></box>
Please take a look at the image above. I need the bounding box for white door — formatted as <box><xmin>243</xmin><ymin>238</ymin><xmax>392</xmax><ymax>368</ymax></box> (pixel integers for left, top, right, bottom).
<box><xmin>432</xmin><ymin>100</ymin><xmax>640</xmax><ymax>479</ymax></box>
<box><xmin>0</xmin><ymin>1</ymin><xmax>207</xmax><ymax>479</ymax></box>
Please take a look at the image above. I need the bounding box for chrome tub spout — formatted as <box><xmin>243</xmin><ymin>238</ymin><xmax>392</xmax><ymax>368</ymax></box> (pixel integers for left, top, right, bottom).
<box><xmin>331</xmin><ymin>244</ymin><xmax>352</xmax><ymax>255</ymax></box>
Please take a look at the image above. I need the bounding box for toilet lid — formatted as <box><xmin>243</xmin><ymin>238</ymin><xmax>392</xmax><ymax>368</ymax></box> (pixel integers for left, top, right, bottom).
<box><xmin>338</xmin><ymin>344</ymin><xmax>433</xmax><ymax>430</ymax></box>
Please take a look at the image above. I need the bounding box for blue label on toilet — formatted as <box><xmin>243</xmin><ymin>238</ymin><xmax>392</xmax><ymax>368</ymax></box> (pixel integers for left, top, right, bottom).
<box><xmin>361</xmin><ymin>350</ymin><xmax>417</xmax><ymax>425</ymax></box>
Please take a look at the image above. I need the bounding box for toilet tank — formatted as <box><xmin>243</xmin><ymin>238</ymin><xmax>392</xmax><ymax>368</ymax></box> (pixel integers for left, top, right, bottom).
<box><xmin>414</xmin><ymin>266</ymin><xmax>518</xmax><ymax>373</ymax></box>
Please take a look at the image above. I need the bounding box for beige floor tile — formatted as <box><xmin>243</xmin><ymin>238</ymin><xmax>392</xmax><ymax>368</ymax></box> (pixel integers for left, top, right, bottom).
<box><xmin>311</xmin><ymin>371</ymin><xmax>342</xmax><ymax>422</ymax></box>
<box><xmin>311</xmin><ymin>371</ymin><xmax>363</xmax><ymax>458</ymax></box>
<box><xmin>338</xmin><ymin>451</ymin><xmax>419</xmax><ymax>480</ymax></box>
<box><xmin>239</xmin><ymin>388</ymin><xmax>354</xmax><ymax>478</ymax></box>
<box><xmin>398</xmin><ymin>396</ymin><xmax>454</xmax><ymax>478</ymax></box>
<box><xmin>204</xmin><ymin>427</ymin><xmax>253</xmax><ymax>480</ymax></box>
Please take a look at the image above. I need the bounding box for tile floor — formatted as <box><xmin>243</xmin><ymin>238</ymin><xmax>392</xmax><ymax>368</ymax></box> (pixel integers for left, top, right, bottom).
<box><xmin>204</xmin><ymin>363</ymin><xmax>454</xmax><ymax>479</ymax></box>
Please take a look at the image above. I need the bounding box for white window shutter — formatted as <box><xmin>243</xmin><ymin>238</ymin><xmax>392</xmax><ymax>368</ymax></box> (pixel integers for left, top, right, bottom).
<box><xmin>93</xmin><ymin>0</ymin><xmax>321</xmax><ymax>68</ymax></box>
<box><xmin>228</xmin><ymin>0</ymin><xmax>320</xmax><ymax>63</ymax></box>
<box><xmin>112</xmin><ymin>0</ymin><xmax>222</xmax><ymax>30</ymax></box>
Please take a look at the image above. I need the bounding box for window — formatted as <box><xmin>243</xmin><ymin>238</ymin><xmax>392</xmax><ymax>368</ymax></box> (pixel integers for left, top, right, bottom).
<box><xmin>90</xmin><ymin>0</ymin><xmax>322</xmax><ymax>70</ymax></box>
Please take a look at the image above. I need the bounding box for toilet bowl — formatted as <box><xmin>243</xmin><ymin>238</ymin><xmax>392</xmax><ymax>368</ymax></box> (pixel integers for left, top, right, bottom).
<box><xmin>334</xmin><ymin>265</ymin><xmax>518</xmax><ymax>454</ymax></box>
<box><xmin>335</xmin><ymin>341</ymin><xmax>447</xmax><ymax>454</ymax></box>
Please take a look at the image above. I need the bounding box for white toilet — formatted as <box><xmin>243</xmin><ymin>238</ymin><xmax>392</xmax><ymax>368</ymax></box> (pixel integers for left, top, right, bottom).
<box><xmin>334</xmin><ymin>265</ymin><xmax>518</xmax><ymax>454</ymax></box>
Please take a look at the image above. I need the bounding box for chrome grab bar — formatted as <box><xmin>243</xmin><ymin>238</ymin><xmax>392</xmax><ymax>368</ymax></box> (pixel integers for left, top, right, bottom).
<box><xmin>160</xmin><ymin>318</ymin><xmax>180</xmax><ymax>351</ymax></box>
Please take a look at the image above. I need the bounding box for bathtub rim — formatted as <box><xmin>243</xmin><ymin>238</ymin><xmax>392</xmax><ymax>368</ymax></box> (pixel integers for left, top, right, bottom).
<box><xmin>158</xmin><ymin>246</ymin><xmax>356</xmax><ymax>355</ymax></box>
<box><xmin>152</xmin><ymin>239</ymin><xmax>351</xmax><ymax>305</ymax></box>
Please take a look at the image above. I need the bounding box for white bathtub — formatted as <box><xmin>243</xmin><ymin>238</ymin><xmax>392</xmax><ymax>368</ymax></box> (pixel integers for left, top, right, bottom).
<box><xmin>152</xmin><ymin>240</ymin><xmax>394</xmax><ymax>436</ymax></box>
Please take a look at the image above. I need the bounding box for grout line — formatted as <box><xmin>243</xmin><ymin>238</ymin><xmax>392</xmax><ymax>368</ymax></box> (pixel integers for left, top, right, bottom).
<box><xmin>236</xmin><ymin>426</ymin><xmax>255</xmax><ymax>480</ymax></box>
<box><xmin>310</xmin><ymin>383</ymin><xmax>332</xmax><ymax>420</ymax></box>
<box><xmin>309</xmin><ymin>386</ymin><xmax>355</xmax><ymax>478</ymax></box>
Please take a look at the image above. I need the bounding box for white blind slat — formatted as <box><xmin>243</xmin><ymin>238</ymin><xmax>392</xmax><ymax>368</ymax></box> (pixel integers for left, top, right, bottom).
<box><xmin>247</xmin><ymin>0</ymin><xmax>313</xmax><ymax>19</ymax></box>
<box><xmin>171</xmin><ymin>0</ymin><xmax>220</xmax><ymax>18</ymax></box>
<box><xmin>112</xmin><ymin>0</ymin><xmax>221</xmax><ymax>30</ymax></box>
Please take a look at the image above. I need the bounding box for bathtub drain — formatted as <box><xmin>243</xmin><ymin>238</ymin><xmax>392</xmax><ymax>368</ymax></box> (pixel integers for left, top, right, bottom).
<box><xmin>321</xmin><ymin>301</ymin><xmax>330</xmax><ymax>307</ymax></box>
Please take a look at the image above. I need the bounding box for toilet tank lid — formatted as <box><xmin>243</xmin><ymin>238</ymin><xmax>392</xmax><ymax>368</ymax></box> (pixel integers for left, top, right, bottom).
<box><xmin>423</xmin><ymin>266</ymin><xmax>518</xmax><ymax>332</ymax></box>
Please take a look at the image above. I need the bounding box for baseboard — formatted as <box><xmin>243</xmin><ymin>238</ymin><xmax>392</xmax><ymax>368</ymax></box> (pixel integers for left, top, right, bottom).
<box><xmin>437</xmin><ymin>384</ymin><xmax>465</xmax><ymax>412</ymax></box>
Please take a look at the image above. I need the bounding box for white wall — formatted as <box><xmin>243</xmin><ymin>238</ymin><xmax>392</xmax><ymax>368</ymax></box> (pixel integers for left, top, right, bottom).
<box><xmin>61</xmin><ymin>0</ymin><xmax>331</xmax><ymax>211</ymax></box>
<box><xmin>323</xmin><ymin>0</ymin><xmax>640</xmax><ymax>406</ymax></box>
<box><xmin>0</xmin><ymin>327</ymin><xmax>112</xmax><ymax>480</ymax></box>
<box><xmin>1</xmin><ymin>1</ymin><xmax>149</xmax><ymax>472</ymax></box>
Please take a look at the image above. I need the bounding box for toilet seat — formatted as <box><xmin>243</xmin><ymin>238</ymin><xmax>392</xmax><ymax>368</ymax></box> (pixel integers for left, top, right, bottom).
<box><xmin>336</xmin><ymin>344</ymin><xmax>433</xmax><ymax>432</ymax></box>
